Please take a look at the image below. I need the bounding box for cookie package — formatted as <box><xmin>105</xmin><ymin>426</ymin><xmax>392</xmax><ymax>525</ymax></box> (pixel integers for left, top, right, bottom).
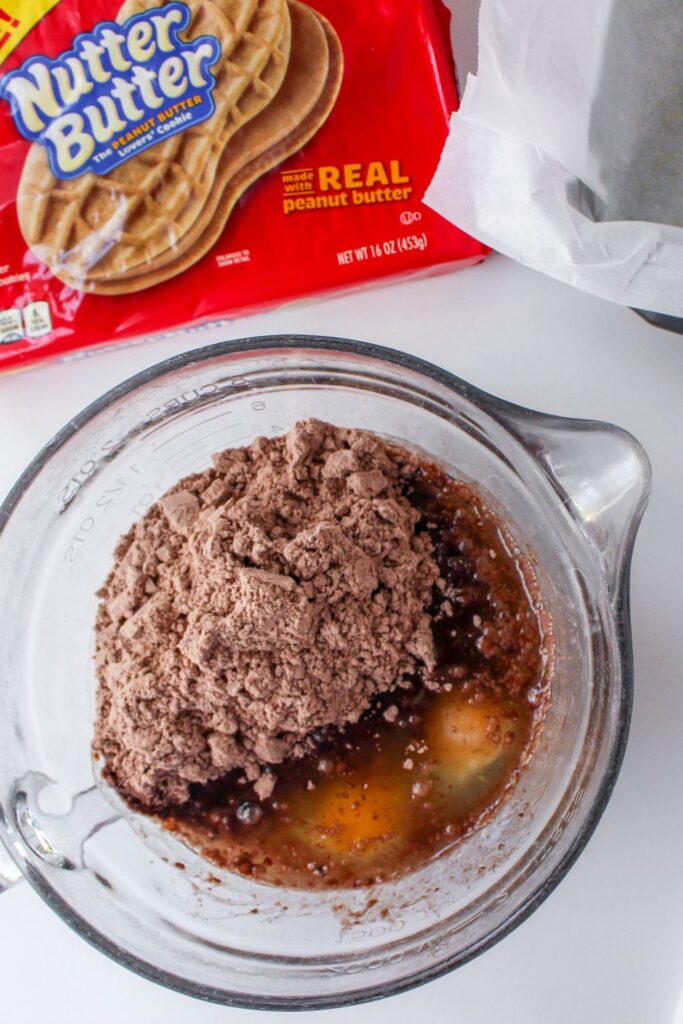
<box><xmin>0</xmin><ymin>0</ymin><xmax>487</xmax><ymax>372</ymax></box>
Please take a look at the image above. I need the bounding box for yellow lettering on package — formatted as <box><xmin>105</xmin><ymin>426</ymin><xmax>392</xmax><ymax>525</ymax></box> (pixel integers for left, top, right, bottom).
<box><xmin>2</xmin><ymin>60</ymin><xmax>60</xmax><ymax>130</ymax></box>
<box><xmin>0</xmin><ymin>0</ymin><xmax>64</xmax><ymax>70</ymax></box>
<box><xmin>52</xmin><ymin>56</ymin><xmax>94</xmax><ymax>106</ymax></box>
<box><xmin>44</xmin><ymin>111</ymin><xmax>94</xmax><ymax>173</ymax></box>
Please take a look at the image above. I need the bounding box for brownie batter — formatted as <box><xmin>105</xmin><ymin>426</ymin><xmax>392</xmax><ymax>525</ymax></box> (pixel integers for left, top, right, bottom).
<box><xmin>159</xmin><ymin>461</ymin><xmax>551</xmax><ymax>888</ymax></box>
<box><xmin>94</xmin><ymin>420</ymin><xmax>441</xmax><ymax>809</ymax></box>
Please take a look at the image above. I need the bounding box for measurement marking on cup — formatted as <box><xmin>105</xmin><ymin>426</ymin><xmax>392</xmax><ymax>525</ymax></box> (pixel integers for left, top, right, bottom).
<box><xmin>64</xmin><ymin>515</ymin><xmax>97</xmax><ymax>563</ymax></box>
<box><xmin>129</xmin><ymin>492</ymin><xmax>156</xmax><ymax>517</ymax></box>
<box><xmin>61</xmin><ymin>467</ymin><xmax>152</xmax><ymax>563</ymax></box>
<box><xmin>165</xmin><ymin>432</ymin><xmax>241</xmax><ymax>468</ymax></box>
<box><xmin>170</xmin><ymin>447</ymin><xmax>209</xmax><ymax>474</ymax></box>
<box><xmin>59</xmin><ymin>442</ymin><xmax>132</xmax><ymax>510</ymax></box>
<box><xmin>163</xmin><ymin>421</ymin><xmax>244</xmax><ymax>466</ymax></box>
<box><xmin>91</xmin><ymin>476</ymin><xmax>131</xmax><ymax>514</ymax></box>
<box><xmin>171</xmin><ymin>433</ymin><xmax>253</xmax><ymax>474</ymax></box>
<box><xmin>152</xmin><ymin>410</ymin><xmax>234</xmax><ymax>452</ymax></box>
<box><xmin>143</xmin><ymin>383</ymin><xmax>228</xmax><ymax>432</ymax></box>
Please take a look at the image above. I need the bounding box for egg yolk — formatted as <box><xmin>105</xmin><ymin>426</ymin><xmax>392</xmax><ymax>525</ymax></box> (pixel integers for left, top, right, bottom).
<box><xmin>426</xmin><ymin>692</ymin><xmax>517</xmax><ymax>779</ymax></box>
<box><xmin>290</xmin><ymin>773</ymin><xmax>405</xmax><ymax>860</ymax></box>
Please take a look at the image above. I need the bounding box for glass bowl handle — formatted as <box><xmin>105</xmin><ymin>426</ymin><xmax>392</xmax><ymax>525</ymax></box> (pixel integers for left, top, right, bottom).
<box><xmin>500</xmin><ymin>410</ymin><xmax>651</xmax><ymax>605</ymax></box>
<box><xmin>0</xmin><ymin>838</ymin><xmax>23</xmax><ymax>893</ymax></box>
<box><xmin>0</xmin><ymin>778</ymin><xmax>121</xmax><ymax>894</ymax></box>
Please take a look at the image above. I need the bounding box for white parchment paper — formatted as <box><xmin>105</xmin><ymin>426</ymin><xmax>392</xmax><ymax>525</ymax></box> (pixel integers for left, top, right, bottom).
<box><xmin>426</xmin><ymin>0</ymin><xmax>683</xmax><ymax>316</ymax></box>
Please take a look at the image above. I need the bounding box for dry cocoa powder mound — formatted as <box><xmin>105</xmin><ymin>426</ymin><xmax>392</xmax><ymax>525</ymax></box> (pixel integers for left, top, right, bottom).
<box><xmin>93</xmin><ymin>420</ymin><xmax>440</xmax><ymax>809</ymax></box>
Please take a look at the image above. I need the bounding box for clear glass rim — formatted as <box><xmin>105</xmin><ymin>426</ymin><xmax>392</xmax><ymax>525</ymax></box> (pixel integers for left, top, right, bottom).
<box><xmin>0</xmin><ymin>335</ymin><xmax>645</xmax><ymax>1009</ymax></box>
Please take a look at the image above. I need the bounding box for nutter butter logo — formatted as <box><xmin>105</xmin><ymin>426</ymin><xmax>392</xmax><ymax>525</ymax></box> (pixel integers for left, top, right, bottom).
<box><xmin>0</xmin><ymin>2</ymin><xmax>221</xmax><ymax>178</ymax></box>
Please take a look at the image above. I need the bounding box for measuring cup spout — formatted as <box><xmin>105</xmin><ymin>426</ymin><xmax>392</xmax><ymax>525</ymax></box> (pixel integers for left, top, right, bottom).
<box><xmin>502</xmin><ymin>410</ymin><xmax>651</xmax><ymax>605</ymax></box>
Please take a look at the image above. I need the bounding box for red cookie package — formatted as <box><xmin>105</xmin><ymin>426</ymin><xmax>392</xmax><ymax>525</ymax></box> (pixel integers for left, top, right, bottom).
<box><xmin>0</xmin><ymin>0</ymin><xmax>487</xmax><ymax>371</ymax></box>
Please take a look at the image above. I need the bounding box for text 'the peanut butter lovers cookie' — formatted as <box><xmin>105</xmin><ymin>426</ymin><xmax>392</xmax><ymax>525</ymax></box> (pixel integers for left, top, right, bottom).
<box><xmin>0</xmin><ymin>0</ymin><xmax>487</xmax><ymax>369</ymax></box>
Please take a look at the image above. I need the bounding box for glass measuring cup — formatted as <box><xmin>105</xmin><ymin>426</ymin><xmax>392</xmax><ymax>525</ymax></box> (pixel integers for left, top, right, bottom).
<box><xmin>0</xmin><ymin>337</ymin><xmax>650</xmax><ymax>1009</ymax></box>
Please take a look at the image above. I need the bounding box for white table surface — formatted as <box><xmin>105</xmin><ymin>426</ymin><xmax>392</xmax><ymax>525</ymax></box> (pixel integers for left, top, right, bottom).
<box><xmin>1</xmin><ymin>253</ymin><xmax>682</xmax><ymax>1023</ymax></box>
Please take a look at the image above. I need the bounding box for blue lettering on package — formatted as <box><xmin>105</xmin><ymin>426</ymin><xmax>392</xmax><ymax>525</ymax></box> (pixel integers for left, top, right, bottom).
<box><xmin>0</xmin><ymin>2</ymin><xmax>221</xmax><ymax>179</ymax></box>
